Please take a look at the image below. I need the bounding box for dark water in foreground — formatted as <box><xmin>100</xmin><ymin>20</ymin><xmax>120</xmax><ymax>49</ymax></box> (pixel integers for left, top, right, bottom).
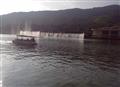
<box><xmin>1</xmin><ymin>34</ymin><xmax>120</xmax><ymax>87</ymax></box>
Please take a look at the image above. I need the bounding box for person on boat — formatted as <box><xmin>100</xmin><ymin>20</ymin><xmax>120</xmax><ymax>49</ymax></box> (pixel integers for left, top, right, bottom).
<box><xmin>31</xmin><ymin>37</ymin><xmax>35</xmax><ymax>41</ymax></box>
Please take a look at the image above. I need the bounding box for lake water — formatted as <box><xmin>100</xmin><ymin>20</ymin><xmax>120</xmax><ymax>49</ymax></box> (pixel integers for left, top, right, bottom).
<box><xmin>1</xmin><ymin>34</ymin><xmax>120</xmax><ymax>87</ymax></box>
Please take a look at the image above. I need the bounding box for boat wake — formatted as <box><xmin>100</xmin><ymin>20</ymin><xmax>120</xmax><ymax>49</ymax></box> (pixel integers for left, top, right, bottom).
<box><xmin>0</xmin><ymin>40</ymin><xmax>12</xmax><ymax>44</ymax></box>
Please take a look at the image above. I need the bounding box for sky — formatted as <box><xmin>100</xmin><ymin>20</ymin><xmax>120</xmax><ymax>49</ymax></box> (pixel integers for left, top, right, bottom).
<box><xmin>0</xmin><ymin>0</ymin><xmax>119</xmax><ymax>15</ymax></box>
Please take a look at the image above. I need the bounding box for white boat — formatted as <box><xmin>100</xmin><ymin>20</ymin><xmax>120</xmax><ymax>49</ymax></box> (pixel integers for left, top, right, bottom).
<box><xmin>12</xmin><ymin>22</ymin><xmax>37</xmax><ymax>45</ymax></box>
<box><xmin>13</xmin><ymin>35</ymin><xmax>37</xmax><ymax>45</ymax></box>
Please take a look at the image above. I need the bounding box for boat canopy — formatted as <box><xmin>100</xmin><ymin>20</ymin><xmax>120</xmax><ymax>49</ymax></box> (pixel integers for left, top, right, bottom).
<box><xmin>16</xmin><ymin>35</ymin><xmax>35</xmax><ymax>40</ymax></box>
<box><xmin>17</xmin><ymin>35</ymin><xmax>35</xmax><ymax>38</ymax></box>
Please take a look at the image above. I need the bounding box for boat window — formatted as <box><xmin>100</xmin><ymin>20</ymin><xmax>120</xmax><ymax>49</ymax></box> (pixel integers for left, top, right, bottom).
<box><xmin>102</xmin><ymin>30</ymin><xmax>109</xmax><ymax>35</ymax></box>
<box><xmin>111</xmin><ymin>31</ymin><xmax>119</xmax><ymax>37</ymax></box>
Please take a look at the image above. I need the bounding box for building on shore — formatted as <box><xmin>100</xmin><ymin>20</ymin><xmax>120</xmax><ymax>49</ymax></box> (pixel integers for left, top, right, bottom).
<box><xmin>17</xmin><ymin>22</ymin><xmax>84</xmax><ymax>40</ymax></box>
<box><xmin>84</xmin><ymin>26</ymin><xmax>120</xmax><ymax>40</ymax></box>
<box><xmin>20</xmin><ymin>31</ymin><xmax>84</xmax><ymax>40</ymax></box>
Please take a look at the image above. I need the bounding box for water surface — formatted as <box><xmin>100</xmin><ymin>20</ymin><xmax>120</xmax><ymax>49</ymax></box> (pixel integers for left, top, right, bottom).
<box><xmin>1</xmin><ymin>34</ymin><xmax>120</xmax><ymax>87</ymax></box>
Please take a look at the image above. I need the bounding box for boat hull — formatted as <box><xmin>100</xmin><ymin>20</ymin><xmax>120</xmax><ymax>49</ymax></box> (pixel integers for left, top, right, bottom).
<box><xmin>12</xmin><ymin>40</ymin><xmax>37</xmax><ymax>46</ymax></box>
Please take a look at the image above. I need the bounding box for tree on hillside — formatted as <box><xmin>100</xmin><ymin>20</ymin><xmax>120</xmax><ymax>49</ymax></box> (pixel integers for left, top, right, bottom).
<box><xmin>92</xmin><ymin>16</ymin><xmax>113</xmax><ymax>28</ymax></box>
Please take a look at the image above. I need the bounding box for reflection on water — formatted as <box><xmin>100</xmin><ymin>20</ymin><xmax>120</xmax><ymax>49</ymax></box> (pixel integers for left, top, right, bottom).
<box><xmin>1</xmin><ymin>34</ymin><xmax>120</xmax><ymax>87</ymax></box>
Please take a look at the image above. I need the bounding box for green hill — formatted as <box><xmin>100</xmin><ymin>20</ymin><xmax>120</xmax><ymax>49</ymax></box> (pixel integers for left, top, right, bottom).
<box><xmin>0</xmin><ymin>5</ymin><xmax>120</xmax><ymax>34</ymax></box>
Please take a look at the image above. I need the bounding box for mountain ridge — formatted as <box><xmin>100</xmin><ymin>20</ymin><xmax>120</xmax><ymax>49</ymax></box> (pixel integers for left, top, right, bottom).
<box><xmin>0</xmin><ymin>5</ymin><xmax>120</xmax><ymax>34</ymax></box>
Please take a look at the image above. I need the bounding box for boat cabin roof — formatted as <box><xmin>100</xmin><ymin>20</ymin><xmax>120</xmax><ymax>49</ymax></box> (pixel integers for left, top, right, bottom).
<box><xmin>17</xmin><ymin>35</ymin><xmax>35</xmax><ymax>38</ymax></box>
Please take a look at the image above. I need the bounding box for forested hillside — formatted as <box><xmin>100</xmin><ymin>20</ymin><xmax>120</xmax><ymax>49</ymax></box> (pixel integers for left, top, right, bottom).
<box><xmin>0</xmin><ymin>5</ymin><xmax>119</xmax><ymax>34</ymax></box>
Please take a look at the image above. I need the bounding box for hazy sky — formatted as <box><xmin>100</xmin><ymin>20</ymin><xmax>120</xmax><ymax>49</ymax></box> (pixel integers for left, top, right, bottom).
<box><xmin>0</xmin><ymin>0</ymin><xmax>119</xmax><ymax>15</ymax></box>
